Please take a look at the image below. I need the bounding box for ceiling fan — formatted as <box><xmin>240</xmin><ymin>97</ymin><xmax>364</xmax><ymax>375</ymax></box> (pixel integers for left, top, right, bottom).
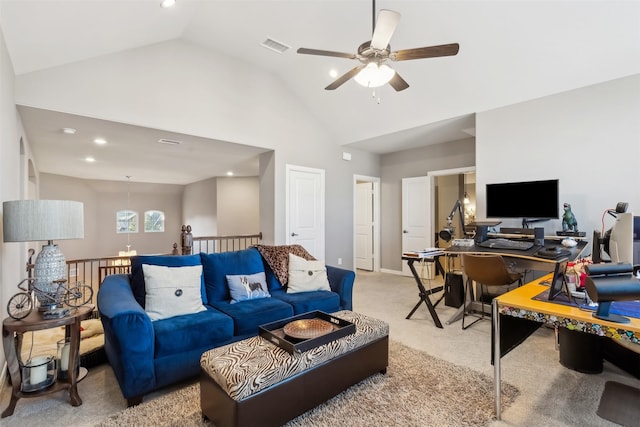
<box><xmin>297</xmin><ymin>1</ymin><xmax>459</xmax><ymax>91</ymax></box>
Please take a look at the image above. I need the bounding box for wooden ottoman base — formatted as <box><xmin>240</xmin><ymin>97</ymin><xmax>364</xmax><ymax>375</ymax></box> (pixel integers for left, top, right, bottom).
<box><xmin>200</xmin><ymin>336</ymin><xmax>388</xmax><ymax>427</ymax></box>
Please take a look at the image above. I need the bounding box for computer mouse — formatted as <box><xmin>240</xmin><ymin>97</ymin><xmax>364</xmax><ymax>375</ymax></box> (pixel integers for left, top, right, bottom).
<box><xmin>545</xmin><ymin>246</ymin><xmax>559</xmax><ymax>252</ymax></box>
<box><xmin>562</xmin><ymin>238</ymin><xmax>578</xmax><ymax>247</ymax></box>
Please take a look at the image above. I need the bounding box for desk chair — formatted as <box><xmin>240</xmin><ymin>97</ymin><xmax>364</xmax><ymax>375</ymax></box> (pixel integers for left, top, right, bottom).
<box><xmin>461</xmin><ymin>254</ymin><xmax>523</xmax><ymax>329</ymax></box>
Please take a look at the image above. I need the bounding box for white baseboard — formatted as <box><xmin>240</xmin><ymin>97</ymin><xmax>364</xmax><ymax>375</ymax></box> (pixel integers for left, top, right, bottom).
<box><xmin>380</xmin><ymin>268</ymin><xmax>409</xmax><ymax>276</ymax></box>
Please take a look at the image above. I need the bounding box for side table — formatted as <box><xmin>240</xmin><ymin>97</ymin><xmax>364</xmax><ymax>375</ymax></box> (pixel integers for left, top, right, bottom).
<box><xmin>2</xmin><ymin>304</ymin><xmax>94</xmax><ymax>418</ymax></box>
<box><xmin>402</xmin><ymin>256</ymin><xmax>445</xmax><ymax>328</ymax></box>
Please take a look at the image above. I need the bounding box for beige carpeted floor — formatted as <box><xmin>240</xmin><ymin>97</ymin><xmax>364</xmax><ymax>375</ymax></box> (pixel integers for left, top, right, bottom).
<box><xmin>94</xmin><ymin>340</ymin><xmax>518</xmax><ymax>427</ymax></box>
<box><xmin>1</xmin><ymin>270</ymin><xmax>639</xmax><ymax>426</ymax></box>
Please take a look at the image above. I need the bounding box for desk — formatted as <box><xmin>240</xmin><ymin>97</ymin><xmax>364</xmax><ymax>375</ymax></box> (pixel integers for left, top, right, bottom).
<box><xmin>2</xmin><ymin>305</ymin><xmax>94</xmax><ymax>417</ymax></box>
<box><xmin>444</xmin><ymin>239</ymin><xmax>589</xmax><ymax>324</ymax></box>
<box><xmin>402</xmin><ymin>256</ymin><xmax>445</xmax><ymax>328</ymax></box>
<box><xmin>445</xmin><ymin>239</ymin><xmax>588</xmax><ymax>270</ymax></box>
<box><xmin>491</xmin><ymin>279</ymin><xmax>640</xmax><ymax>419</ymax></box>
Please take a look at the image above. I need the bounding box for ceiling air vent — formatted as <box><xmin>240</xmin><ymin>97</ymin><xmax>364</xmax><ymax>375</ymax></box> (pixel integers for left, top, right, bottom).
<box><xmin>158</xmin><ymin>138</ymin><xmax>182</xmax><ymax>145</ymax></box>
<box><xmin>261</xmin><ymin>38</ymin><xmax>290</xmax><ymax>54</ymax></box>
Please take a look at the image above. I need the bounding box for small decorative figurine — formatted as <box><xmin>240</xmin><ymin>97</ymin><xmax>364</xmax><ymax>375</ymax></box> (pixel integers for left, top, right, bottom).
<box><xmin>562</xmin><ymin>202</ymin><xmax>579</xmax><ymax>231</ymax></box>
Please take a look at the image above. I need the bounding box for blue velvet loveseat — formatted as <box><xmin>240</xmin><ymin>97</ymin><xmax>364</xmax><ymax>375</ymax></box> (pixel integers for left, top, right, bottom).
<box><xmin>97</xmin><ymin>246</ymin><xmax>355</xmax><ymax>405</ymax></box>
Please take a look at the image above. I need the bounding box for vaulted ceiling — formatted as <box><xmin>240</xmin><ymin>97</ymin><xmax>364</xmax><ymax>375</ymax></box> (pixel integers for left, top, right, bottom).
<box><xmin>1</xmin><ymin>1</ymin><xmax>638</xmax><ymax>183</ymax></box>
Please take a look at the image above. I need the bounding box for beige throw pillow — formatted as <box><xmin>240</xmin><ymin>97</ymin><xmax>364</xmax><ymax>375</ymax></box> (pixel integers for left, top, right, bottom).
<box><xmin>287</xmin><ymin>253</ymin><xmax>331</xmax><ymax>293</ymax></box>
<box><xmin>143</xmin><ymin>264</ymin><xmax>206</xmax><ymax>321</ymax></box>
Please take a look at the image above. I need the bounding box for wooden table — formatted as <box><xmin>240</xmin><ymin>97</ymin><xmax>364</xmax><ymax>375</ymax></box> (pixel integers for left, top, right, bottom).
<box><xmin>491</xmin><ymin>279</ymin><xmax>640</xmax><ymax>419</ymax></box>
<box><xmin>2</xmin><ymin>304</ymin><xmax>94</xmax><ymax>417</ymax></box>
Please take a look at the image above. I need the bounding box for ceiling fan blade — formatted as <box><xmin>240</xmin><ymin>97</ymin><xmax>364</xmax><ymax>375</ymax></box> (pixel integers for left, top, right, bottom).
<box><xmin>391</xmin><ymin>43</ymin><xmax>460</xmax><ymax>61</ymax></box>
<box><xmin>325</xmin><ymin>65</ymin><xmax>365</xmax><ymax>90</ymax></box>
<box><xmin>297</xmin><ymin>47</ymin><xmax>356</xmax><ymax>59</ymax></box>
<box><xmin>388</xmin><ymin>72</ymin><xmax>409</xmax><ymax>92</ymax></box>
<box><xmin>370</xmin><ymin>9</ymin><xmax>401</xmax><ymax>50</ymax></box>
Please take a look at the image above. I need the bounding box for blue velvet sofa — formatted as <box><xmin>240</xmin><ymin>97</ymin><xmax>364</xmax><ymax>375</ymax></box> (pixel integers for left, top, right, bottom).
<box><xmin>97</xmin><ymin>247</ymin><xmax>355</xmax><ymax>405</ymax></box>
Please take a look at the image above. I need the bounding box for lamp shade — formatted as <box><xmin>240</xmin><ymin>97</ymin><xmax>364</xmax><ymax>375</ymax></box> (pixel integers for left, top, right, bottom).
<box><xmin>3</xmin><ymin>200</ymin><xmax>84</xmax><ymax>242</ymax></box>
<box><xmin>354</xmin><ymin>62</ymin><xmax>396</xmax><ymax>88</ymax></box>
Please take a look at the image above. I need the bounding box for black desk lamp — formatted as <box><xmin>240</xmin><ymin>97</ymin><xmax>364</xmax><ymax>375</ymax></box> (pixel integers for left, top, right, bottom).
<box><xmin>439</xmin><ymin>200</ymin><xmax>466</xmax><ymax>242</ymax></box>
<box><xmin>584</xmin><ymin>263</ymin><xmax>640</xmax><ymax>324</ymax></box>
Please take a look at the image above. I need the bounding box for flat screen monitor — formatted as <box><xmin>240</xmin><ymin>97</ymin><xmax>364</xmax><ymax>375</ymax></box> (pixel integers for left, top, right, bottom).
<box><xmin>608</xmin><ymin>212</ymin><xmax>634</xmax><ymax>264</ymax></box>
<box><xmin>486</xmin><ymin>179</ymin><xmax>559</xmax><ymax>219</ymax></box>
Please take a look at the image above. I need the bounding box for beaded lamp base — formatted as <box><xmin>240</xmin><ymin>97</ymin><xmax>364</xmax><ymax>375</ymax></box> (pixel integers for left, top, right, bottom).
<box><xmin>33</xmin><ymin>243</ymin><xmax>66</xmax><ymax>311</ymax></box>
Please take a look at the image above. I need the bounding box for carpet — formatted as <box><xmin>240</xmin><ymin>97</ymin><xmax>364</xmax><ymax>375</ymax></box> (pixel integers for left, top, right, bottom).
<box><xmin>94</xmin><ymin>340</ymin><xmax>519</xmax><ymax>427</ymax></box>
<box><xmin>596</xmin><ymin>381</ymin><xmax>640</xmax><ymax>426</ymax></box>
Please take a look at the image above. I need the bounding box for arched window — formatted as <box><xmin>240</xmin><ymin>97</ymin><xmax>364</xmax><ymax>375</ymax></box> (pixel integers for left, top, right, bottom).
<box><xmin>144</xmin><ymin>210</ymin><xmax>165</xmax><ymax>232</ymax></box>
<box><xmin>116</xmin><ymin>210</ymin><xmax>138</xmax><ymax>233</ymax></box>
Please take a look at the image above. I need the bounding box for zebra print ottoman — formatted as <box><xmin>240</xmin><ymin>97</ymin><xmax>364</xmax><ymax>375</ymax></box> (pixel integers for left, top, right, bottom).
<box><xmin>200</xmin><ymin>310</ymin><xmax>389</xmax><ymax>427</ymax></box>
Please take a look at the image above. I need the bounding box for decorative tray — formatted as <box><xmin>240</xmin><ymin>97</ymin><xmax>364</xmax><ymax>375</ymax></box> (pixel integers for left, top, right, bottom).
<box><xmin>259</xmin><ymin>311</ymin><xmax>356</xmax><ymax>354</ymax></box>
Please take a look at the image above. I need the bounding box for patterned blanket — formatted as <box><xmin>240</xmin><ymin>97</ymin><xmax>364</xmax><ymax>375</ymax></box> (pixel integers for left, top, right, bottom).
<box><xmin>254</xmin><ymin>244</ymin><xmax>315</xmax><ymax>286</ymax></box>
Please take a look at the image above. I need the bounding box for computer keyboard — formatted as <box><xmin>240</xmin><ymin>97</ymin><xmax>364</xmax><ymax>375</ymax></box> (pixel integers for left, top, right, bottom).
<box><xmin>478</xmin><ymin>238</ymin><xmax>534</xmax><ymax>251</ymax></box>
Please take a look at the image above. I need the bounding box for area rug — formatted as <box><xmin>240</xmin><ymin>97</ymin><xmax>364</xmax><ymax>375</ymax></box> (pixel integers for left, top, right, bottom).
<box><xmin>94</xmin><ymin>340</ymin><xmax>518</xmax><ymax>427</ymax></box>
<box><xmin>596</xmin><ymin>380</ymin><xmax>640</xmax><ymax>426</ymax></box>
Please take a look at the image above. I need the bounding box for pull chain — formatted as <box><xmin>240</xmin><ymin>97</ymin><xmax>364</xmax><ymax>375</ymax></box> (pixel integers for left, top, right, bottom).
<box><xmin>372</xmin><ymin>90</ymin><xmax>381</xmax><ymax>104</ymax></box>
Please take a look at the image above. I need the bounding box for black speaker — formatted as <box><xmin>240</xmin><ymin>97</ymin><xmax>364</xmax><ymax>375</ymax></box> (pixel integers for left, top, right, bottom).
<box><xmin>475</xmin><ymin>225</ymin><xmax>488</xmax><ymax>244</ymax></box>
<box><xmin>534</xmin><ymin>227</ymin><xmax>544</xmax><ymax>246</ymax></box>
<box><xmin>444</xmin><ymin>273</ymin><xmax>464</xmax><ymax>308</ymax></box>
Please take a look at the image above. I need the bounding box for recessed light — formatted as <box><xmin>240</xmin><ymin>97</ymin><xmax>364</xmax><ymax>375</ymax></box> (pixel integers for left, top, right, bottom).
<box><xmin>62</xmin><ymin>128</ymin><xmax>76</xmax><ymax>134</ymax></box>
<box><xmin>85</xmin><ymin>156</ymin><xmax>95</xmax><ymax>163</ymax></box>
<box><xmin>226</xmin><ymin>171</ymin><xmax>234</xmax><ymax>176</ymax></box>
<box><xmin>158</xmin><ymin>138</ymin><xmax>182</xmax><ymax>145</ymax></box>
<box><xmin>329</xmin><ymin>69</ymin><xmax>338</xmax><ymax>78</ymax></box>
<box><xmin>160</xmin><ymin>0</ymin><xmax>176</xmax><ymax>8</ymax></box>
<box><xmin>94</xmin><ymin>138</ymin><xmax>107</xmax><ymax>145</ymax></box>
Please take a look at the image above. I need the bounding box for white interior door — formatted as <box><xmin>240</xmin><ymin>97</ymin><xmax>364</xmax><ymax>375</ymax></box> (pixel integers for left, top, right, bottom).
<box><xmin>355</xmin><ymin>182</ymin><xmax>374</xmax><ymax>270</ymax></box>
<box><xmin>402</xmin><ymin>176</ymin><xmax>432</xmax><ymax>276</ymax></box>
<box><xmin>286</xmin><ymin>165</ymin><xmax>325</xmax><ymax>260</ymax></box>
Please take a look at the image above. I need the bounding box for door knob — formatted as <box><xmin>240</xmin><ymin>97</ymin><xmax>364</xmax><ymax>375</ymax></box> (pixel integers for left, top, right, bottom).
<box><xmin>291</xmin><ymin>232</ymin><xmax>299</xmax><ymax>237</ymax></box>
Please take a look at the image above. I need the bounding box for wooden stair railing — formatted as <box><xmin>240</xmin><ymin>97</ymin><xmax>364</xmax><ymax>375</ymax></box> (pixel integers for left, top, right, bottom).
<box><xmin>65</xmin><ymin>228</ymin><xmax>262</xmax><ymax>303</ymax></box>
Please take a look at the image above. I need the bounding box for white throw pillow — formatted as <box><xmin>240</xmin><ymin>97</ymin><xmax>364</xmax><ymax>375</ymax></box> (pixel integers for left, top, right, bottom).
<box><xmin>143</xmin><ymin>264</ymin><xmax>206</xmax><ymax>321</ymax></box>
<box><xmin>287</xmin><ymin>253</ymin><xmax>331</xmax><ymax>293</ymax></box>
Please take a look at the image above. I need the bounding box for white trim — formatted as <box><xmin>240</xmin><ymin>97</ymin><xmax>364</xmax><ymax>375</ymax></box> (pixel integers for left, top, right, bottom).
<box><xmin>353</xmin><ymin>174</ymin><xmax>381</xmax><ymax>272</ymax></box>
<box><xmin>380</xmin><ymin>268</ymin><xmax>409</xmax><ymax>276</ymax></box>
<box><xmin>428</xmin><ymin>166</ymin><xmax>475</xmax><ymax>177</ymax></box>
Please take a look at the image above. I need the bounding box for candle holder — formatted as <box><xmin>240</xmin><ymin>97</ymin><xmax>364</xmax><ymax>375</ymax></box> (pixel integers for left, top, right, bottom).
<box><xmin>21</xmin><ymin>355</ymin><xmax>56</xmax><ymax>392</ymax></box>
<box><xmin>57</xmin><ymin>338</ymin><xmax>79</xmax><ymax>380</ymax></box>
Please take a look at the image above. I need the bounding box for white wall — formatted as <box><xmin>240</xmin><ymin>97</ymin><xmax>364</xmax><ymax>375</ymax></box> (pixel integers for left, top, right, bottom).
<box><xmin>39</xmin><ymin>174</ymin><xmax>100</xmax><ymax>259</ymax></box>
<box><xmin>40</xmin><ymin>174</ymin><xmax>184</xmax><ymax>257</ymax></box>
<box><xmin>380</xmin><ymin>138</ymin><xmax>476</xmax><ymax>270</ymax></box>
<box><xmin>0</xmin><ymin>26</ymin><xmax>26</xmax><ymax>370</ymax></box>
<box><xmin>13</xmin><ymin>39</ymin><xmax>381</xmax><ymax>268</ymax></box>
<box><xmin>182</xmin><ymin>176</ymin><xmax>260</xmax><ymax>237</ymax></box>
<box><xmin>183</xmin><ymin>177</ymin><xmax>218</xmax><ymax>237</ymax></box>
<box><xmin>476</xmin><ymin>75</ymin><xmax>640</xmax><ymax>239</ymax></box>
<box><xmin>216</xmin><ymin>177</ymin><xmax>259</xmax><ymax>235</ymax></box>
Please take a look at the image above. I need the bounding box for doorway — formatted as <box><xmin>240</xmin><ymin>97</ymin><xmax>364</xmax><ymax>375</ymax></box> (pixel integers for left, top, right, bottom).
<box><xmin>431</xmin><ymin>168</ymin><xmax>476</xmax><ymax>247</ymax></box>
<box><xmin>354</xmin><ymin>175</ymin><xmax>380</xmax><ymax>272</ymax></box>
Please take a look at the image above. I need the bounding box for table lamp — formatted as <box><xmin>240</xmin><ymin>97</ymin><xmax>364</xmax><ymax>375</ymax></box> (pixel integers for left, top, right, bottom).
<box><xmin>2</xmin><ymin>200</ymin><xmax>84</xmax><ymax>311</ymax></box>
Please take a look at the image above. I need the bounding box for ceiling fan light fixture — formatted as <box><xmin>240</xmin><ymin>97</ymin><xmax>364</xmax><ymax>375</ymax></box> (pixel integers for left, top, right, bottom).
<box><xmin>354</xmin><ymin>62</ymin><xmax>395</xmax><ymax>88</ymax></box>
